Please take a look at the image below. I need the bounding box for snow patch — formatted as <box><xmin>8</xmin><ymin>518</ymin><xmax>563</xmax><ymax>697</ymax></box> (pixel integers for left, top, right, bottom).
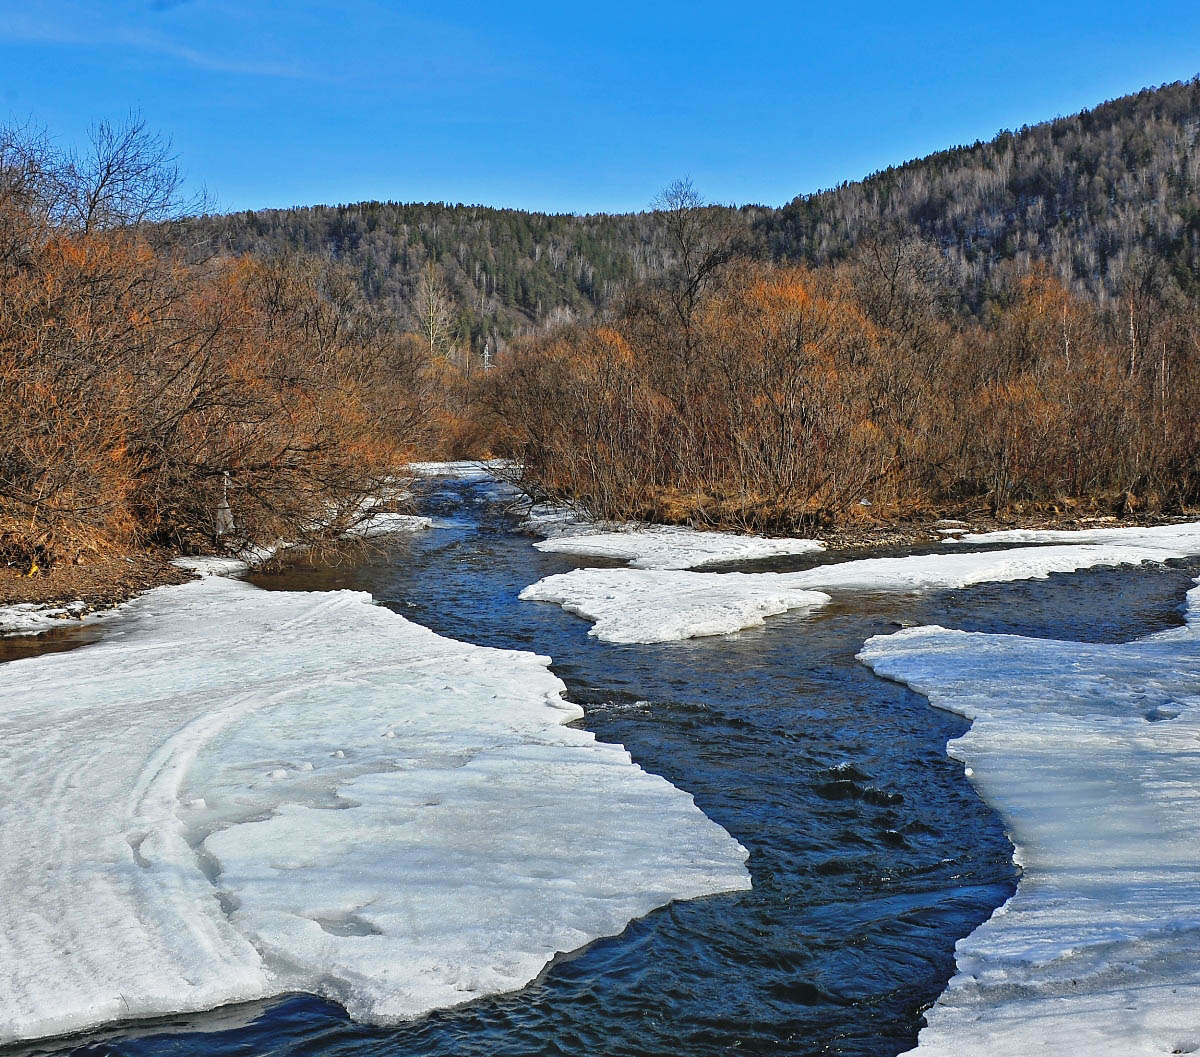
<box><xmin>408</xmin><ymin>460</ymin><xmax>512</xmax><ymax>482</ymax></box>
<box><xmin>946</xmin><ymin>520</ymin><xmax>1200</xmax><ymax>549</ymax></box>
<box><xmin>0</xmin><ymin>575</ymin><xmax>748</xmax><ymax>1044</ymax></box>
<box><xmin>533</xmin><ymin>524</ymin><xmax>824</xmax><ymax>571</ymax></box>
<box><xmin>0</xmin><ymin>599</ymin><xmax>91</xmax><ymax>636</ymax></box>
<box><xmin>521</xmin><ymin>568</ymin><xmax>831</xmax><ymax>643</ymax></box>
<box><xmin>521</xmin><ymin>502</ymin><xmax>614</xmax><ymax>539</ymax></box>
<box><xmin>175</xmin><ymin>555</ymin><xmax>256</xmax><ymax>578</ymax></box>
<box><xmin>521</xmin><ymin>541</ymin><xmax>1200</xmax><ymax>643</ymax></box>
<box><xmin>519</xmin><ymin>500</ymin><xmax>824</xmax><ymax>571</ymax></box>
<box><xmin>856</xmin><ymin>579</ymin><xmax>1200</xmax><ymax>1056</ymax></box>
<box><xmin>346</xmin><ymin>512</ymin><xmax>433</xmax><ymax>537</ymax></box>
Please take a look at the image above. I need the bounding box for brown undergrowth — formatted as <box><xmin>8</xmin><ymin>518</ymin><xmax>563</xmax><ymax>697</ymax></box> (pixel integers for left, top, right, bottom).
<box><xmin>487</xmin><ymin>248</ymin><xmax>1200</xmax><ymax>531</ymax></box>
<box><xmin>1</xmin><ymin>120</ymin><xmax>435</xmax><ymax>573</ymax></box>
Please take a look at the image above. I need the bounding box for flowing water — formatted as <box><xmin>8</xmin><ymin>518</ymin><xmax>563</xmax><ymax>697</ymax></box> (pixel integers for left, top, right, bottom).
<box><xmin>10</xmin><ymin>474</ymin><xmax>1200</xmax><ymax>1057</ymax></box>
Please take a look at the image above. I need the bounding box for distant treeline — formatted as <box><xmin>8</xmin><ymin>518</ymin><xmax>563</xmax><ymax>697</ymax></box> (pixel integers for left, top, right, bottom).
<box><xmin>180</xmin><ymin>78</ymin><xmax>1200</xmax><ymax>352</ymax></box>
<box><xmin>770</xmin><ymin>78</ymin><xmax>1200</xmax><ymax>310</ymax></box>
<box><xmin>178</xmin><ymin>201</ymin><xmax>768</xmax><ymax>358</ymax></box>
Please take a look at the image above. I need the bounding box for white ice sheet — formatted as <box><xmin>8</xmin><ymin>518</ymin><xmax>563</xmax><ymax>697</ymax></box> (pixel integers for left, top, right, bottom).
<box><xmin>946</xmin><ymin>520</ymin><xmax>1200</xmax><ymax>549</ymax></box>
<box><xmin>0</xmin><ymin>574</ymin><xmax>749</xmax><ymax>1044</ymax></box>
<box><xmin>857</xmin><ymin>580</ymin><xmax>1200</xmax><ymax>1056</ymax></box>
<box><xmin>521</xmin><ymin>540</ymin><xmax>1200</xmax><ymax>643</ymax></box>
<box><xmin>532</xmin><ymin>525</ymin><xmax>824</xmax><ymax>571</ymax></box>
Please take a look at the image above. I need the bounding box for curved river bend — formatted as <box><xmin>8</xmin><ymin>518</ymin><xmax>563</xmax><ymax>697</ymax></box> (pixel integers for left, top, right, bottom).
<box><xmin>11</xmin><ymin>473</ymin><xmax>1199</xmax><ymax>1057</ymax></box>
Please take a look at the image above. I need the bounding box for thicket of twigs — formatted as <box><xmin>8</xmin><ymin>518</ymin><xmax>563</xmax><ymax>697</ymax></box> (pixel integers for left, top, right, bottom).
<box><xmin>1</xmin><ymin>119</ymin><xmax>432</xmax><ymax>569</ymax></box>
<box><xmin>489</xmin><ymin>197</ymin><xmax>1200</xmax><ymax>532</ymax></box>
<box><xmin>7</xmin><ymin>118</ymin><xmax>1198</xmax><ymax>567</ymax></box>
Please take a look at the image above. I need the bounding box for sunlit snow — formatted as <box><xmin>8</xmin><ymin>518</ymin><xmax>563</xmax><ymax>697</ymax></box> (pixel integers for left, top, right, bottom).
<box><xmin>522</xmin><ymin>568</ymin><xmax>832</xmax><ymax>643</ymax></box>
<box><xmin>347</xmin><ymin>512</ymin><xmax>434</xmax><ymax>537</ymax></box>
<box><xmin>946</xmin><ymin>520</ymin><xmax>1200</xmax><ymax>549</ymax></box>
<box><xmin>521</xmin><ymin>536</ymin><xmax>1200</xmax><ymax>643</ymax></box>
<box><xmin>0</xmin><ymin>573</ymin><xmax>749</xmax><ymax>1045</ymax></box>
<box><xmin>532</xmin><ymin>525</ymin><xmax>824</xmax><ymax>571</ymax></box>
<box><xmin>0</xmin><ymin>599</ymin><xmax>92</xmax><ymax>636</ymax></box>
<box><xmin>408</xmin><ymin>460</ymin><xmax>511</xmax><ymax>483</ymax></box>
<box><xmin>857</xmin><ymin>579</ymin><xmax>1200</xmax><ymax>1056</ymax></box>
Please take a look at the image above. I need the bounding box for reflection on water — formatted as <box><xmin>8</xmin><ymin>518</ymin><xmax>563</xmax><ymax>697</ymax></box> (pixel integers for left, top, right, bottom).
<box><xmin>14</xmin><ymin>476</ymin><xmax>1199</xmax><ymax>1057</ymax></box>
<box><xmin>0</xmin><ymin>621</ymin><xmax>105</xmax><ymax>664</ymax></box>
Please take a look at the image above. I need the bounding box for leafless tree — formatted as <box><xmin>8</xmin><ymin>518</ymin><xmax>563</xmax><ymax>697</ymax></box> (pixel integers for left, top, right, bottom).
<box><xmin>55</xmin><ymin>114</ymin><xmax>205</xmax><ymax>233</ymax></box>
<box><xmin>651</xmin><ymin>178</ymin><xmax>737</xmax><ymax>333</ymax></box>
<box><xmin>415</xmin><ymin>260</ymin><xmax>454</xmax><ymax>359</ymax></box>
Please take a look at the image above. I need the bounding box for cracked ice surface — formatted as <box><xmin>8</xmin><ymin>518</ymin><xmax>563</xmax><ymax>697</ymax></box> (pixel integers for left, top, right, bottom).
<box><xmin>0</xmin><ymin>574</ymin><xmax>749</xmax><ymax>1044</ymax></box>
<box><xmin>857</xmin><ymin>580</ymin><xmax>1200</xmax><ymax>1056</ymax></box>
<box><xmin>521</xmin><ymin>539</ymin><xmax>1200</xmax><ymax>643</ymax></box>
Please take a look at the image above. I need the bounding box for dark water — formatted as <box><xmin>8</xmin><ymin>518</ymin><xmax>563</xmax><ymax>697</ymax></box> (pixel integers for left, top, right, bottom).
<box><xmin>0</xmin><ymin>622</ymin><xmax>106</xmax><ymax>664</ymax></box>
<box><xmin>15</xmin><ymin>476</ymin><xmax>1200</xmax><ymax>1057</ymax></box>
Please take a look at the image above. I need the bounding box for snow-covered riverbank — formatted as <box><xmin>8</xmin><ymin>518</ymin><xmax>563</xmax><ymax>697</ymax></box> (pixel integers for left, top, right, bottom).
<box><xmin>859</xmin><ymin>579</ymin><xmax>1200</xmax><ymax>1056</ymax></box>
<box><xmin>0</xmin><ymin>568</ymin><xmax>748</xmax><ymax>1045</ymax></box>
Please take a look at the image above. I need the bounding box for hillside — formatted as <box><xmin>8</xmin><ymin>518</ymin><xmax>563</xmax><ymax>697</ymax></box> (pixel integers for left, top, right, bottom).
<box><xmin>769</xmin><ymin>77</ymin><xmax>1200</xmax><ymax>309</ymax></box>
<box><xmin>180</xmin><ymin>201</ymin><xmax>768</xmax><ymax>356</ymax></box>
<box><xmin>179</xmin><ymin>77</ymin><xmax>1200</xmax><ymax>351</ymax></box>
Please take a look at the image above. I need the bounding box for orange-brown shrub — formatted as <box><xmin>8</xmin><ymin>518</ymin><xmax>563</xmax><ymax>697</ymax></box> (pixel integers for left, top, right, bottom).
<box><xmin>0</xmin><ymin>231</ymin><xmax>430</xmax><ymax>566</ymax></box>
<box><xmin>488</xmin><ymin>256</ymin><xmax>1200</xmax><ymax>530</ymax></box>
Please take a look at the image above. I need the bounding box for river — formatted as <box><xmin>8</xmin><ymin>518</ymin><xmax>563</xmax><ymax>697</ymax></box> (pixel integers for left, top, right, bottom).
<box><xmin>11</xmin><ymin>471</ymin><xmax>1199</xmax><ymax>1057</ymax></box>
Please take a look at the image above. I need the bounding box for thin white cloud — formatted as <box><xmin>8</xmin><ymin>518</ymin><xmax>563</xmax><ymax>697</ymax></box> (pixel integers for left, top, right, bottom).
<box><xmin>0</xmin><ymin>2</ymin><xmax>322</xmax><ymax>80</ymax></box>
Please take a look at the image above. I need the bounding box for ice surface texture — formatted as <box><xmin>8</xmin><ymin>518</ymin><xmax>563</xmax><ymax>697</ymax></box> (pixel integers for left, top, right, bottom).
<box><xmin>347</xmin><ymin>512</ymin><xmax>433</xmax><ymax>537</ymax></box>
<box><xmin>947</xmin><ymin>521</ymin><xmax>1200</xmax><ymax>550</ymax></box>
<box><xmin>408</xmin><ymin>460</ymin><xmax>511</xmax><ymax>483</ymax></box>
<box><xmin>521</xmin><ymin>532</ymin><xmax>1200</xmax><ymax>643</ymax></box>
<box><xmin>857</xmin><ymin>580</ymin><xmax>1200</xmax><ymax>1056</ymax></box>
<box><xmin>0</xmin><ymin>599</ymin><xmax>92</xmax><ymax>636</ymax></box>
<box><xmin>532</xmin><ymin>524</ymin><xmax>824</xmax><ymax>571</ymax></box>
<box><xmin>522</xmin><ymin>568</ymin><xmax>833</xmax><ymax>643</ymax></box>
<box><xmin>0</xmin><ymin>574</ymin><xmax>749</xmax><ymax>1044</ymax></box>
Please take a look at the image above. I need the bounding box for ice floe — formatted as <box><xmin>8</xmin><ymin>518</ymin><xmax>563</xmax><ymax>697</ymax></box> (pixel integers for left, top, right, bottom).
<box><xmin>856</xmin><ymin>579</ymin><xmax>1200</xmax><ymax>1056</ymax></box>
<box><xmin>521</xmin><ymin>568</ymin><xmax>832</xmax><ymax>643</ymax></box>
<box><xmin>533</xmin><ymin>525</ymin><xmax>824</xmax><ymax>571</ymax></box>
<box><xmin>521</xmin><ymin>541</ymin><xmax>1200</xmax><ymax>643</ymax></box>
<box><xmin>946</xmin><ymin>519</ymin><xmax>1200</xmax><ymax>549</ymax></box>
<box><xmin>0</xmin><ymin>574</ymin><xmax>748</xmax><ymax>1044</ymax></box>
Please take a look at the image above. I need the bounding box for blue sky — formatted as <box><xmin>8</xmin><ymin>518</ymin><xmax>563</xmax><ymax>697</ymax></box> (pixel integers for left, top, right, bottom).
<box><xmin>3</xmin><ymin>1</ymin><xmax>1199</xmax><ymax>215</ymax></box>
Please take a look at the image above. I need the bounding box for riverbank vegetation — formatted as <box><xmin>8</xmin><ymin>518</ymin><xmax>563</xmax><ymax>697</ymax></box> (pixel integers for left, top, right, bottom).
<box><xmin>489</xmin><ymin>202</ymin><xmax>1200</xmax><ymax>532</ymax></box>
<box><xmin>0</xmin><ymin>119</ymin><xmax>433</xmax><ymax>572</ymax></box>
<box><xmin>6</xmin><ymin>77</ymin><xmax>1200</xmax><ymax>577</ymax></box>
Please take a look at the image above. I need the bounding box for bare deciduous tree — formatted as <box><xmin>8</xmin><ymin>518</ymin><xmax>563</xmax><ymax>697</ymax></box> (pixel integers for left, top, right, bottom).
<box><xmin>415</xmin><ymin>260</ymin><xmax>454</xmax><ymax>360</ymax></box>
<box><xmin>56</xmin><ymin>114</ymin><xmax>205</xmax><ymax>233</ymax></box>
<box><xmin>651</xmin><ymin>178</ymin><xmax>737</xmax><ymax>334</ymax></box>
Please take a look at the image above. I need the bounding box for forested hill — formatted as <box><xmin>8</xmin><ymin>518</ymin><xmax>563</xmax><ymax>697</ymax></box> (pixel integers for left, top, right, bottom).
<box><xmin>180</xmin><ymin>77</ymin><xmax>1200</xmax><ymax>345</ymax></box>
<box><xmin>769</xmin><ymin>77</ymin><xmax>1200</xmax><ymax>308</ymax></box>
<box><xmin>180</xmin><ymin>200</ymin><xmax>770</xmax><ymax>352</ymax></box>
